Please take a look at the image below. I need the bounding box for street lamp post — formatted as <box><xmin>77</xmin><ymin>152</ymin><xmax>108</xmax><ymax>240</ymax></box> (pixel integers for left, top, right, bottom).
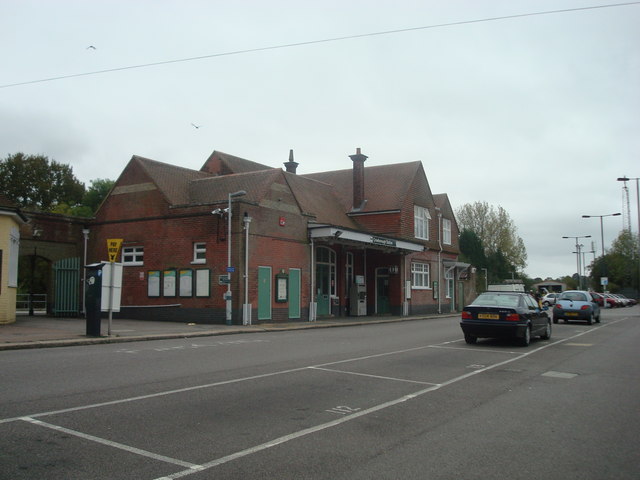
<box><xmin>582</xmin><ymin>212</ymin><xmax>621</xmax><ymax>258</ymax></box>
<box><xmin>82</xmin><ymin>228</ymin><xmax>90</xmax><ymax>315</ymax></box>
<box><xmin>226</xmin><ymin>190</ymin><xmax>247</xmax><ymax>325</ymax></box>
<box><xmin>617</xmin><ymin>176</ymin><xmax>640</xmax><ymax>296</ymax></box>
<box><xmin>562</xmin><ymin>235</ymin><xmax>591</xmax><ymax>289</ymax></box>
<box><xmin>242</xmin><ymin>212</ymin><xmax>252</xmax><ymax>326</ymax></box>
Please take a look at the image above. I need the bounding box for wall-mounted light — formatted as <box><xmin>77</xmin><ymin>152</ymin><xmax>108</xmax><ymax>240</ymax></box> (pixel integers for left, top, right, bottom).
<box><xmin>389</xmin><ymin>265</ymin><xmax>399</xmax><ymax>274</ymax></box>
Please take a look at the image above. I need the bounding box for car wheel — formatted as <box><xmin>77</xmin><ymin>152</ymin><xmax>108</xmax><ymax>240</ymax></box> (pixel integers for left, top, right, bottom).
<box><xmin>553</xmin><ymin>316</ymin><xmax>559</xmax><ymax>324</ymax></box>
<box><xmin>519</xmin><ymin>326</ymin><xmax>531</xmax><ymax>346</ymax></box>
<box><xmin>464</xmin><ymin>333</ymin><xmax>477</xmax><ymax>345</ymax></box>
<box><xmin>595</xmin><ymin>313</ymin><xmax>601</xmax><ymax>323</ymax></box>
<box><xmin>543</xmin><ymin>301</ymin><xmax>550</xmax><ymax>307</ymax></box>
<box><xmin>540</xmin><ymin>320</ymin><xmax>552</xmax><ymax>340</ymax></box>
<box><xmin>587</xmin><ymin>313</ymin><xmax>593</xmax><ymax>325</ymax></box>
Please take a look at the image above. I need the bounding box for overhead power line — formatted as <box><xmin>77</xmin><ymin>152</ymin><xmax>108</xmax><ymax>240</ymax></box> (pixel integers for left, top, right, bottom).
<box><xmin>2</xmin><ymin>1</ymin><xmax>639</xmax><ymax>89</ymax></box>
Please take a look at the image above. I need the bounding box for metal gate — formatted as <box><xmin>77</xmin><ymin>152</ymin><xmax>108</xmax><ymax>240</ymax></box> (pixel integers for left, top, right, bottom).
<box><xmin>53</xmin><ymin>257</ymin><xmax>80</xmax><ymax>317</ymax></box>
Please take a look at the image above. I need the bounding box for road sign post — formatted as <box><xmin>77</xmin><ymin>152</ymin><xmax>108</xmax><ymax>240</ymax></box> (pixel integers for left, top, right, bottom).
<box><xmin>106</xmin><ymin>239</ymin><xmax>123</xmax><ymax>335</ymax></box>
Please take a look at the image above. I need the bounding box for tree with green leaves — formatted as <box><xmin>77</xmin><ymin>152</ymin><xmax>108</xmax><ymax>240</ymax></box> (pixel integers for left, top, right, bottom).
<box><xmin>456</xmin><ymin>201</ymin><xmax>527</xmax><ymax>273</ymax></box>
<box><xmin>588</xmin><ymin>230</ymin><xmax>638</xmax><ymax>294</ymax></box>
<box><xmin>0</xmin><ymin>153</ymin><xmax>84</xmax><ymax>211</ymax></box>
<box><xmin>51</xmin><ymin>178</ymin><xmax>115</xmax><ymax>217</ymax></box>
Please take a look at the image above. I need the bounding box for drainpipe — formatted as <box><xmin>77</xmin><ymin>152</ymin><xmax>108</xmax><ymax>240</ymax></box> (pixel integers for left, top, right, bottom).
<box><xmin>309</xmin><ymin>236</ymin><xmax>316</xmax><ymax>322</ymax></box>
<box><xmin>436</xmin><ymin>208</ymin><xmax>442</xmax><ymax>314</ymax></box>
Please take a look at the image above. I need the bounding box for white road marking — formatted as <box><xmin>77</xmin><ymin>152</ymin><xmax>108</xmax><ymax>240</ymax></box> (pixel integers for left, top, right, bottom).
<box><xmin>542</xmin><ymin>371</ymin><xmax>578</xmax><ymax>379</ymax></box>
<box><xmin>1</xmin><ymin>316</ymin><xmax>629</xmax><ymax>480</ymax></box>
<box><xmin>310</xmin><ymin>366</ymin><xmax>439</xmax><ymax>386</ymax></box>
<box><xmin>22</xmin><ymin>417</ymin><xmax>201</xmax><ymax>469</ymax></box>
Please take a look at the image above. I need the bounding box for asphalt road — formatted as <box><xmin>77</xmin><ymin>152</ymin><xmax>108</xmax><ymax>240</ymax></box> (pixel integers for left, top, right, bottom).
<box><xmin>1</xmin><ymin>306</ymin><xmax>638</xmax><ymax>479</ymax></box>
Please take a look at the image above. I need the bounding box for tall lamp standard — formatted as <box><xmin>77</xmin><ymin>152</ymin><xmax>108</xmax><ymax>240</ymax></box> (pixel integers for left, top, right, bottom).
<box><xmin>226</xmin><ymin>190</ymin><xmax>247</xmax><ymax>325</ymax></box>
<box><xmin>242</xmin><ymin>212</ymin><xmax>252</xmax><ymax>326</ymax></box>
<box><xmin>581</xmin><ymin>213</ymin><xmax>621</xmax><ymax>258</ymax></box>
<box><xmin>82</xmin><ymin>228</ymin><xmax>90</xmax><ymax>315</ymax></box>
<box><xmin>562</xmin><ymin>235</ymin><xmax>591</xmax><ymax>289</ymax></box>
<box><xmin>617</xmin><ymin>176</ymin><xmax>640</xmax><ymax>295</ymax></box>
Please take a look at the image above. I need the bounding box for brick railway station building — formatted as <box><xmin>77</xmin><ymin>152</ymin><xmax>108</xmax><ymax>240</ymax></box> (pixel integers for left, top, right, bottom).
<box><xmin>82</xmin><ymin>148</ymin><xmax>474</xmax><ymax>324</ymax></box>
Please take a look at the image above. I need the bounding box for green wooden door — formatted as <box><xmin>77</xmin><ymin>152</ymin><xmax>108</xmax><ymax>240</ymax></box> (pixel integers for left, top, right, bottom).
<box><xmin>316</xmin><ymin>263</ymin><xmax>330</xmax><ymax>316</ymax></box>
<box><xmin>289</xmin><ymin>268</ymin><xmax>301</xmax><ymax>319</ymax></box>
<box><xmin>258</xmin><ymin>266</ymin><xmax>272</xmax><ymax>321</ymax></box>
<box><xmin>376</xmin><ymin>273</ymin><xmax>390</xmax><ymax>314</ymax></box>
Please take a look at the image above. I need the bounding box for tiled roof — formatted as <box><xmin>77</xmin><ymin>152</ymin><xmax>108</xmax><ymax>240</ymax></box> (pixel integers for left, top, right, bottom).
<box><xmin>200</xmin><ymin>150</ymin><xmax>275</xmax><ymax>175</ymax></box>
<box><xmin>123</xmin><ymin>154</ymin><xmax>432</xmax><ymax>234</ymax></box>
<box><xmin>284</xmin><ymin>174</ymin><xmax>361</xmax><ymax>229</ymax></box>
<box><xmin>0</xmin><ymin>193</ymin><xmax>28</xmax><ymax>222</ymax></box>
<box><xmin>303</xmin><ymin>161</ymin><xmax>423</xmax><ymax>212</ymax></box>
<box><xmin>133</xmin><ymin>156</ymin><xmax>211</xmax><ymax>205</ymax></box>
<box><xmin>189</xmin><ymin>169</ymin><xmax>282</xmax><ymax>205</ymax></box>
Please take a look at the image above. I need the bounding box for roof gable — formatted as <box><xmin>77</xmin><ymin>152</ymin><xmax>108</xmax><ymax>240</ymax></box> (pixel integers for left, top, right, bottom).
<box><xmin>189</xmin><ymin>169</ymin><xmax>284</xmax><ymax>205</ymax></box>
<box><xmin>303</xmin><ymin>161</ymin><xmax>425</xmax><ymax>212</ymax></box>
<box><xmin>284</xmin><ymin>173</ymin><xmax>360</xmax><ymax>229</ymax></box>
<box><xmin>200</xmin><ymin>151</ymin><xmax>275</xmax><ymax>176</ymax></box>
<box><xmin>125</xmin><ymin>156</ymin><xmax>212</xmax><ymax>206</ymax></box>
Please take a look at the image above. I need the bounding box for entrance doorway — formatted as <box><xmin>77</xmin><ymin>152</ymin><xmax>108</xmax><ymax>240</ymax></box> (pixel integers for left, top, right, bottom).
<box><xmin>376</xmin><ymin>268</ymin><xmax>390</xmax><ymax>314</ymax></box>
<box><xmin>315</xmin><ymin>247</ymin><xmax>335</xmax><ymax>317</ymax></box>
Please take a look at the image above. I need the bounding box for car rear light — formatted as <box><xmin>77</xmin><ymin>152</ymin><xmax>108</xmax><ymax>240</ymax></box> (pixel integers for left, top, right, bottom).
<box><xmin>461</xmin><ymin>311</ymin><xmax>472</xmax><ymax>319</ymax></box>
<box><xmin>505</xmin><ymin>313</ymin><xmax>520</xmax><ymax>321</ymax></box>
<box><xmin>554</xmin><ymin>304</ymin><xmax>561</xmax><ymax>309</ymax></box>
<box><xmin>580</xmin><ymin>305</ymin><xmax>590</xmax><ymax>311</ymax></box>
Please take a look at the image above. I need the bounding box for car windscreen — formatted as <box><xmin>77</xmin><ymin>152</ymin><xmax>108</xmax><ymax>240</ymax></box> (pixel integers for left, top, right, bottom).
<box><xmin>560</xmin><ymin>292</ymin><xmax>589</xmax><ymax>302</ymax></box>
<box><xmin>473</xmin><ymin>294</ymin><xmax>520</xmax><ymax>308</ymax></box>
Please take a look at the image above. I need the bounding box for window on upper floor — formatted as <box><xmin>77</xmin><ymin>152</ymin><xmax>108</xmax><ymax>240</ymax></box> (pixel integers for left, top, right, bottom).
<box><xmin>414</xmin><ymin>205</ymin><xmax>430</xmax><ymax>240</ymax></box>
<box><xmin>122</xmin><ymin>245</ymin><xmax>144</xmax><ymax>266</ymax></box>
<box><xmin>411</xmin><ymin>262</ymin><xmax>430</xmax><ymax>289</ymax></box>
<box><xmin>192</xmin><ymin>242</ymin><xmax>206</xmax><ymax>264</ymax></box>
<box><xmin>443</xmin><ymin>218</ymin><xmax>452</xmax><ymax>245</ymax></box>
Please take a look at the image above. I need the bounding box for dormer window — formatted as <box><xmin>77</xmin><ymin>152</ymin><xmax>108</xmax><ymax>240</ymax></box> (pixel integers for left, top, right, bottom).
<box><xmin>443</xmin><ymin>218</ymin><xmax>452</xmax><ymax>245</ymax></box>
<box><xmin>414</xmin><ymin>205</ymin><xmax>430</xmax><ymax>240</ymax></box>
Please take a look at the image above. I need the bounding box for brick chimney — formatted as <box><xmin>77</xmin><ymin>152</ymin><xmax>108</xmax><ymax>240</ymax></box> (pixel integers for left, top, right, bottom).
<box><xmin>283</xmin><ymin>149</ymin><xmax>298</xmax><ymax>174</ymax></box>
<box><xmin>349</xmin><ymin>147</ymin><xmax>367</xmax><ymax>209</ymax></box>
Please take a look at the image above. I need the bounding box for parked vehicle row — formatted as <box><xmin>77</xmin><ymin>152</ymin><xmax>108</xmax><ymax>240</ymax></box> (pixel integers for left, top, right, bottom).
<box><xmin>461</xmin><ymin>288</ymin><xmax>636</xmax><ymax>348</ymax></box>
<box><xmin>460</xmin><ymin>292</ymin><xmax>551</xmax><ymax>347</ymax></box>
<box><xmin>553</xmin><ymin>290</ymin><xmax>600</xmax><ymax>324</ymax></box>
<box><xmin>590</xmin><ymin>292</ymin><xmax>637</xmax><ymax>308</ymax></box>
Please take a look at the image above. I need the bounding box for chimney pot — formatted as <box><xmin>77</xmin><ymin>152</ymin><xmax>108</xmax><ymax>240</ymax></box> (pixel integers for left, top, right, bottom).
<box><xmin>349</xmin><ymin>148</ymin><xmax>368</xmax><ymax>209</ymax></box>
<box><xmin>284</xmin><ymin>149</ymin><xmax>299</xmax><ymax>174</ymax></box>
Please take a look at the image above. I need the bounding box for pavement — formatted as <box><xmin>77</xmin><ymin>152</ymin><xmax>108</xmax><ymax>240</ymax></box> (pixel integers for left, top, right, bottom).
<box><xmin>0</xmin><ymin>312</ymin><xmax>449</xmax><ymax>351</ymax></box>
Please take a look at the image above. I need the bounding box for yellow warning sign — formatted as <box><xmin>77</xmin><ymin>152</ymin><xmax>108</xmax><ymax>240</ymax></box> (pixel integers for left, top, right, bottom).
<box><xmin>107</xmin><ymin>238</ymin><xmax>123</xmax><ymax>262</ymax></box>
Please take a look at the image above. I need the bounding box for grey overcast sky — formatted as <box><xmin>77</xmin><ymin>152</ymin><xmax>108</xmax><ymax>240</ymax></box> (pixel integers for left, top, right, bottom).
<box><xmin>1</xmin><ymin>0</ymin><xmax>639</xmax><ymax>281</ymax></box>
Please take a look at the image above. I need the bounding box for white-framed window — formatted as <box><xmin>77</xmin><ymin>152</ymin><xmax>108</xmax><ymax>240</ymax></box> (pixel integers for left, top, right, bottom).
<box><xmin>8</xmin><ymin>227</ymin><xmax>20</xmax><ymax>287</ymax></box>
<box><xmin>411</xmin><ymin>262</ymin><xmax>430</xmax><ymax>289</ymax></box>
<box><xmin>316</xmin><ymin>246</ymin><xmax>337</xmax><ymax>296</ymax></box>
<box><xmin>443</xmin><ymin>218</ymin><xmax>452</xmax><ymax>245</ymax></box>
<box><xmin>122</xmin><ymin>245</ymin><xmax>144</xmax><ymax>266</ymax></box>
<box><xmin>192</xmin><ymin>242</ymin><xmax>206</xmax><ymax>264</ymax></box>
<box><xmin>414</xmin><ymin>205</ymin><xmax>430</xmax><ymax>240</ymax></box>
<box><xmin>445</xmin><ymin>271</ymin><xmax>454</xmax><ymax>298</ymax></box>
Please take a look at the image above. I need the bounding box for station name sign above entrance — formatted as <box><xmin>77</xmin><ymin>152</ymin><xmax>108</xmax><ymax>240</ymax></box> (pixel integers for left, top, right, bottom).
<box><xmin>370</xmin><ymin>236</ymin><xmax>396</xmax><ymax>247</ymax></box>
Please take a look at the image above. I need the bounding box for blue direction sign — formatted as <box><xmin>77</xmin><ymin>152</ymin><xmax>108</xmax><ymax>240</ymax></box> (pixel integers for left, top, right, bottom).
<box><xmin>226</xmin><ymin>266</ymin><xmax>235</xmax><ymax>272</ymax></box>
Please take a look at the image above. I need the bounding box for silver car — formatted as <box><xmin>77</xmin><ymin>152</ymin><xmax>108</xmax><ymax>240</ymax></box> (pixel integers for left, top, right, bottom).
<box><xmin>553</xmin><ymin>290</ymin><xmax>601</xmax><ymax>324</ymax></box>
<box><xmin>541</xmin><ymin>293</ymin><xmax>560</xmax><ymax>306</ymax></box>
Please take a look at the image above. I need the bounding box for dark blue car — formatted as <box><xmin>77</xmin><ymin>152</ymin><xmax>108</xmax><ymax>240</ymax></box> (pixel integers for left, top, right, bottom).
<box><xmin>461</xmin><ymin>292</ymin><xmax>551</xmax><ymax>346</ymax></box>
